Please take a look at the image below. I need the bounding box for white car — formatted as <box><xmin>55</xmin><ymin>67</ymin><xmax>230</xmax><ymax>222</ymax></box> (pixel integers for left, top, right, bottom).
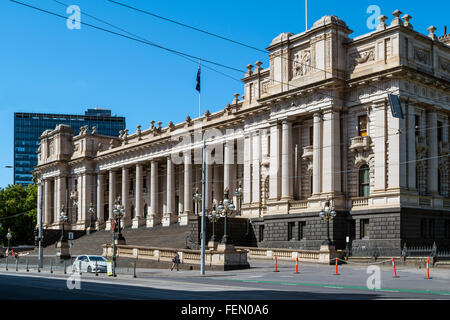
<box><xmin>72</xmin><ymin>255</ymin><xmax>108</xmax><ymax>273</ymax></box>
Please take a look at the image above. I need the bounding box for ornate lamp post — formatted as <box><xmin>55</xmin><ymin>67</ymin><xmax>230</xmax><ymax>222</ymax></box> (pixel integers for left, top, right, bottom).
<box><xmin>87</xmin><ymin>203</ymin><xmax>96</xmax><ymax>233</ymax></box>
<box><xmin>207</xmin><ymin>204</ymin><xmax>220</xmax><ymax>243</ymax></box>
<box><xmin>193</xmin><ymin>188</ymin><xmax>202</xmax><ymax>216</ymax></box>
<box><xmin>319</xmin><ymin>199</ymin><xmax>337</xmax><ymax>245</ymax></box>
<box><xmin>216</xmin><ymin>188</ymin><xmax>236</xmax><ymax>245</ymax></box>
<box><xmin>113</xmin><ymin>196</ymin><xmax>126</xmax><ymax>244</ymax></box>
<box><xmin>59</xmin><ymin>205</ymin><xmax>68</xmax><ymax>241</ymax></box>
<box><xmin>6</xmin><ymin>228</ymin><xmax>12</xmax><ymax>255</ymax></box>
<box><xmin>234</xmin><ymin>181</ymin><xmax>243</xmax><ymax>216</ymax></box>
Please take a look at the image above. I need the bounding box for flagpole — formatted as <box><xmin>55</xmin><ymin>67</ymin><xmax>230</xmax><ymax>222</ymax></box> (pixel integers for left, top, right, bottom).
<box><xmin>198</xmin><ymin>59</ymin><xmax>201</xmax><ymax>117</ymax></box>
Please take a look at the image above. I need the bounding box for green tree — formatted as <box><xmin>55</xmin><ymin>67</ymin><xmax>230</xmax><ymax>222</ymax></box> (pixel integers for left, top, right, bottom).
<box><xmin>0</xmin><ymin>184</ymin><xmax>37</xmax><ymax>247</ymax></box>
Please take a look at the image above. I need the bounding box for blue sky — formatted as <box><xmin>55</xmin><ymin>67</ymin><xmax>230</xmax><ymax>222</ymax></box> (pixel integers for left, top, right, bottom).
<box><xmin>0</xmin><ymin>0</ymin><xmax>448</xmax><ymax>188</ymax></box>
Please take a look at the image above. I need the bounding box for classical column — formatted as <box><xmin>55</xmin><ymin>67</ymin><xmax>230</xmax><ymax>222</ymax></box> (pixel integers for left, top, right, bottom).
<box><xmin>281</xmin><ymin>120</ymin><xmax>293</xmax><ymax>200</ymax></box>
<box><xmin>121</xmin><ymin>167</ymin><xmax>129</xmax><ymax>226</ymax></box>
<box><xmin>148</xmin><ymin>160</ymin><xmax>159</xmax><ymax>227</ymax></box>
<box><xmin>243</xmin><ymin>133</ymin><xmax>252</xmax><ymax>204</ymax></box>
<box><xmin>44</xmin><ymin>179</ymin><xmax>51</xmax><ymax>226</ymax></box>
<box><xmin>269</xmin><ymin>122</ymin><xmax>281</xmax><ymax>200</ymax></box>
<box><xmin>373</xmin><ymin>102</ymin><xmax>387</xmax><ymax>191</ymax></box>
<box><xmin>407</xmin><ymin>104</ymin><xmax>417</xmax><ymax>190</ymax></box>
<box><xmin>252</xmin><ymin>131</ymin><xmax>261</xmax><ymax>204</ymax></box>
<box><xmin>107</xmin><ymin>170</ymin><xmax>116</xmax><ymax>230</ymax></box>
<box><xmin>213</xmin><ymin>164</ymin><xmax>222</xmax><ymax>203</ymax></box>
<box><xmin>57</xmin><ymin>176</ymin><xmax>67</xmax><ymax>220</ymax></box>
<box><xmin>427</xmin><ymin>110</ymin><xmax>439</xmax><ymax>195</ymax></box>
<box><xmin>163</xmin><ymin>157</ymin><xmax>175</xmax><ymax>226</ymax></box>
<box><xmin>77</xmin><ymin>176</ymin><xmax>82</xmax><ymax>223</ymax></box>
<box><xmin>205</xmin><ymin>161</ymin><xmax>213</xmax><ymax>210</ymax></box>
<box><xmin>388</xmin><ymin>104</ymin><xmax>407</xmax><ymax>190</ymax></box>
<box><xmin>96</xmin><ymin>173</ymin><xmax>104</xmax><ymax>228</ymax></box>
<box><xmin>53</xmin><ymin>178</ymin><xmax>58</xmax><ymax>224</ymax></box>
<box><xmin>81</xmin><ymin>173</ymin><xmax>93</xmax><ymax>227</ymax></box>
<box><xmin>37</xmin><ymin>181</ymin><xmax>42</xmax><ymax>228</ymax></box>
<box><xmin>224</xmin><ymin>138</ymin><xmax>236</xmax><ymax>206</ymax></box>
<box><xmin>133</xmin><ymin>163</ymin><xmax>144</xmax><ymax>228</ymax></box>
<box><xmin>322</xmin><ymin>110</ymin><xmax>341</xmax><ymax>195</ymax></box>
<box><xmin>312</xmin><ymin>113</ymin><xmax>322</xmax><ymax>195</ymax></box>
<box><xmin>183</xmin><ymin>151</ymin><xmax>192</xmax><ymax>215</ymax></box>
<box><xmin>178</xmin><ymin>166</ymin><xmax>184</xmax><ymax>215</ymax></box>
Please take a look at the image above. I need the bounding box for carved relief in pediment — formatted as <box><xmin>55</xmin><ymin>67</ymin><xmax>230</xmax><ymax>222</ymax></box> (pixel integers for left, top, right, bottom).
<box><xmin>414</xmin><ymin>47</ymin><xmax>430</xmax><ymax>65</ymax></box>
<box><xmin>439</xmin><ymin>57</ymin><xmax>450</xmax><ymax>73</ymax></box>
<box><xmin>292</xmin><ymin>49</ymin><xmax>312</xmax><ymax>78</ymax></box>
<box><xmin>349</xmin><ymin>47</ymin><xmax>375</xmax><ymax>69</ymax></box>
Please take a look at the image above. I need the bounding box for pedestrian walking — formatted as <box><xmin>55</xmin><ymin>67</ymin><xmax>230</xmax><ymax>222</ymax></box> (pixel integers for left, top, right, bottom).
<box><xmin>170</xmin><ymin>252</ymin><xmax>180</xmax><ymax>271</ymax></box>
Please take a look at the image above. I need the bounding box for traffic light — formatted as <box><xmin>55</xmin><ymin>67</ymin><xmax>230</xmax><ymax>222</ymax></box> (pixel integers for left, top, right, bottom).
<box><xmin>34</xmin><ymin>229</ymin><xmax>38</xmax><ymax>247</ymax></box>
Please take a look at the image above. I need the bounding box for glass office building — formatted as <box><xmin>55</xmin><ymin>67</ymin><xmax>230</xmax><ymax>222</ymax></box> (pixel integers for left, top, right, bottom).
<box><xmin>14</xmin><ymin>109</ymin><xmax>126</xmax><ymax>185</ymax></box>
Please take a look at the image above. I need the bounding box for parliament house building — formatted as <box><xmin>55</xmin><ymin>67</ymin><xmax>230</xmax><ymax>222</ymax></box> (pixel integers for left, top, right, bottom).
<box><xmin>34</xmin><ymin>12</ymin><xmax>450</xmax><ymax>255</ymax></box>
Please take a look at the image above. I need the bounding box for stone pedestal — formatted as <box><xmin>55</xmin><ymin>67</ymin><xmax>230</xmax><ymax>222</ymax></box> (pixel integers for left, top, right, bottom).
<box><xmin>131</xmin><ymin>217</ymin><xmax>146</xmax><ymax>229</ymax></box>
<box><xmin>179</xmin><ymin>213</ymin><xmax>191</xmax><ymax>226</ymax></box>
<box><xmin>162</xmin><ymin>213</ymin><xmax>177</xmax><ymax>227</ymax></box>
<box><xmin>208</xmin><ymin>240</ymin><xmax>219</xmax><ymax>250</ymax></box>
<box><xmin>319</xmin><ymin>244</ymin><xmax>339</xmax><ymax>264</ymax></box>
<box><xmin>211</xmin><ymin>243</ymin><xmax>249</xmax><ymax>270</ymax></box>
<box><xmin>56</xmin><ymin>240</ymin><xmax>70</xmax><ymax>260</ymax></box>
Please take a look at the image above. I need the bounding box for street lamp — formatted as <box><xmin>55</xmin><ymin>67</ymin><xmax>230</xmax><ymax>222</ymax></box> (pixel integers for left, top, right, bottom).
<box><xmin>216</xmin><ymin>188</ymin><xmax>236</xmax><ymax>245</ymax></box>
<box><xmin>193</xmin><ymin>188</ymin><xmax>202</xmax><ymax>216</ymax></box>
<box><xmin>88</xmin><ymin>203</ymin><xmax>96</xmax><ymax>233</ymax></box>
<box><xmin>59</xmin><ymin>205</ymin><xmax>68</xmax><ymax>241</ymax></box>
<box><xmin>6</xmin><ymin>228</ymin><xmax>12</xmax><ymax>255</ymax></box>
<box><xmin>207</xmin><ymin>204</ymin><xmax>220</xmax><ymax>242</ymax></box>
<box><xmin>234</xmin><ymin>181</ymin><xmax>243</xmax><ymax>216</ymax></box>
<box><xmin>113</xmin><ymin>196</ymin><xmax>126</xmax><ymax>243</ymax></box>
<box><xmin>319</xmin><ymin>199</ymin><xmax>337</xmax><ymax>245</ymax></box>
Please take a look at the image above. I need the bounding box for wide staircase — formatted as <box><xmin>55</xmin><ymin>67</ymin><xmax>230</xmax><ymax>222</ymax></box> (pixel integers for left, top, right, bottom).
<box><xmin>30</xmin><ymin>224</ymin><xmax>193</xmax><ymax>257</ymax></box>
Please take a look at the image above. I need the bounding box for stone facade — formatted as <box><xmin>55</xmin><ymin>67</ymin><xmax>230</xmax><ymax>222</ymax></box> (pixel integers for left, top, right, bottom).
<box><xmin>34</xmin><ymin>11</ymin><xmax>450</xmax><ymax>255</ymax></box>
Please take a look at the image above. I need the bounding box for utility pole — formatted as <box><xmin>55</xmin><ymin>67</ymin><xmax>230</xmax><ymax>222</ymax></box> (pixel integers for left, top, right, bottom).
<box><xmin>38</xmin><ymin>182</ymin><xmax>43</xmax><ymax>268</ymax></box>
<box><xmin>200</xmin><ymin>139</ymin><xmax>206</xmax><ymax>275</ymax></box>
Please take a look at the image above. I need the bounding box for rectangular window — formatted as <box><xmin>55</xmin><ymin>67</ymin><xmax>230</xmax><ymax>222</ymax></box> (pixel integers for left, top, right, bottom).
<box><xmin>360</xmin><ymin>219</ymin><xmax>369</xmax><ymax>239</ymax></box>
<box><xmin>420</xmin><ymin>219</ymin><xmax>427</xmax><ymax>238</ymax></box>
<box><xmin>288</xmin><ymin>222</ymin><xmax>295</xmax><ymax>241</ymax></box>
<box><xmin>428</xmin><ymin>219</ymin><xmax>435</xmax><ymax>239</ymax></box>
<box><xmin>358</xmin><ymin>115</ymin><xmax>368</xmax><ymax>137</ymax></box>
<box><xmin>309</xmin><ymin>126</ymin><xmax>313</xmax><ymax>146</ymax></box>
<box><xmin>298</xmin><ymin>221</ymin><xmax>306</xmax><ymax>240</ymax></box>
<box><xmin>259</xmin><ymin>225</ymin><xmax>265</xmax><ymax>242</ymax></box>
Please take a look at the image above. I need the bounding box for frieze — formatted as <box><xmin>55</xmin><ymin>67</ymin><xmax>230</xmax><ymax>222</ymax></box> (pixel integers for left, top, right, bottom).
<box><xmin>292</xmin><ymin>49</ymin><xmax>312</xmax><ymax>78</ymax></box>
<box><xmin>349</xmin><ymin>47</ymin><xmax>375</xmax><ymax>69</ymax></box>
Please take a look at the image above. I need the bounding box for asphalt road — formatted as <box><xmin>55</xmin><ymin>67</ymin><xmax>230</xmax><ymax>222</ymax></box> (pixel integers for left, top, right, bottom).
<box><xmin>0</xmin><ymin>260</ymin><xmax>449</xmax><ymax>300</ymax></box>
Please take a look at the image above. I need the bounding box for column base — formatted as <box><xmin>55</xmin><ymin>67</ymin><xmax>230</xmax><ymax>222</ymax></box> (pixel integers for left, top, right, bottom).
<box><xmin>105</xmin><ymin>220</ymin><xmax>112</xmax><ymax>231</ymax></box>
<box><xmin>319</xmin><ymin>244</ymin><xmax>339</xmax><ymax>265</ymax></box>
<box><xmin>132</xmin><ymin>217</ymin><xmax>146</xmax><ymax>229</ymax></box>
<box><xmin>95</xmin><ymin>220</ymin><xmax>105</xmax><ymax>231</ymax></box>
<box><xmin>162</xmin><ymin>213</ymin><xmax>178</xmax><ymax>227</ymax></box>
<box><xmin>179</xmin><ymin>212</ymin><xmax>194</xmax><ymax>226</ymax></box>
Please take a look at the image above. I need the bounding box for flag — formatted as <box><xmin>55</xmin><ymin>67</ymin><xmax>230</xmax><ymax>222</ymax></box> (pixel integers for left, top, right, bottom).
<box><xmin>195</xmin><ymin>64</ymin><xmax>201</xmax><ymax>93</ymax></box>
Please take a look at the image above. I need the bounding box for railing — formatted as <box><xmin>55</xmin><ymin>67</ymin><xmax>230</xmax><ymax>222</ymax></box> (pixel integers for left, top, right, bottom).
<box><xmin>289</xmin><ymin>200</ymin><xmax>308</xmax><ymax>209</ymax></box>
<box><xmin>236</xmin><ymin>246</ymin><xmax>320</xmax><ymax>262</ymax></box>
<box><xmin>349</xmin><ymin>136</ymin><xmax>371</xmax><ymax>152</ymax></box>
<box><xmin>419</xmin><ymin>197</ymin><xmax>431</xmax><ymax>207</ymax></box>
<box><xmin>351</xmin><ymin>197</ymin><xmax>369</xmax><ymax>207</ymax></box>
<box><xmin>301</xmin><ymin>146</ymin><xmax>313</xmax><ymax>159</ymax></box>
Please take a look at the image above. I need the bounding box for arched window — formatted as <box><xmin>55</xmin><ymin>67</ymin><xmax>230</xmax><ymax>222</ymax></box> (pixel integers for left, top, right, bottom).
<box><xmin>359</xmin><ymin>165</ymin><xmax>370</xmax><ymax>197</ymax></box>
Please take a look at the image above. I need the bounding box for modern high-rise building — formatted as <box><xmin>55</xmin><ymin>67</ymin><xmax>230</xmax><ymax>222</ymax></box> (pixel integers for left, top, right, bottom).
<box><xmin>14</xmin><ymin>109</ymin><xmax>126</xmax><ymax>185</ymax></box>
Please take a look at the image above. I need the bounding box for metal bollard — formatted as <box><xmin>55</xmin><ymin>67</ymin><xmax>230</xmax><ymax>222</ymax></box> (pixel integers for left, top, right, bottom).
<box><xmin>95</xmin><ymin>261</ymin><xmax>98</xmax><ymax>276</ymax></box>
<box><xmin>79</xmin><ymin>260</ymin><xmax>82</xmax><ymax>275</ymax></box>
<box><xmin>37</xmin><ymin>262</ymin><xmax>40</xmax><ymax>273</ymax></box>
<box><xmin>26</xmin><ymin>259</ymin><xmax>29</xmax><ymax>272</ymax></box>
<box><xmin>133</xmin><ymin>261</ymin><xmax>136</xmax><ymax>278</ymax></box>
<box><xmin>5</xmin><ymin>257</ymin><xmax>8</xmax><ymax>271</ymax></box>
<box><xmin>64</xmin><ymin>260</ymin><xmax>67</xmax><ymax>274</ymax></box>
<box><xmin>15</xmin><ymin>259</ymin><xmax>18</xmax><ymax>272</ymax></box>
<box><xmin>50</xmin><ymin>260</ymin><xmax>53</xmax><ymax>274</ymax></box>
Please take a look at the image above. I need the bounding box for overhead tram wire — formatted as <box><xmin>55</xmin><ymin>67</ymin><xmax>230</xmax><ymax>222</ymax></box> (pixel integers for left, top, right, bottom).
<box><xmin>107</xmin><ymin>0</ymin><xmax>449</xmax><ymax>106</ymax></box>
<box><xmin>12</xmin><ymin>1</ymin><xmax>447</xmax><ymax>134</ymax></box>
<box><xmin>10</xmin><ymin>0</ymin><xmax>243</xmax><ymax>74</ymax></box>
<box><xmin>50</xmin><ymin>0</ymin><xmax>242</xmax><ymax>84</ymax></box>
